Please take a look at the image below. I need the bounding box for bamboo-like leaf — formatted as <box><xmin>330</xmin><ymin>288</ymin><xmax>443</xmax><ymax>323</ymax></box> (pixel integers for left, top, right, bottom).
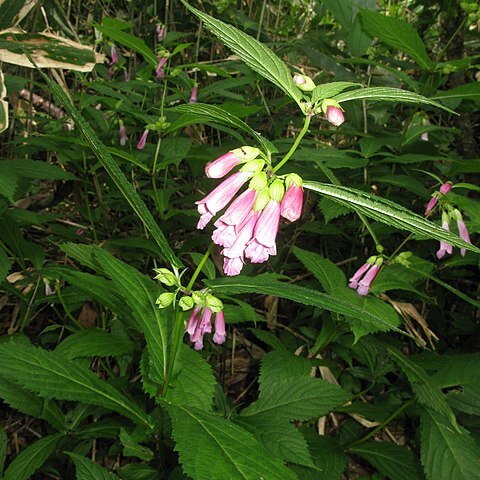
<box><xmin>0</xmin><ymin>343</ymin><xmax>152</xmax><ymax>428</ymax></box>
<box><xmin>0</xmin><ymin>29</ymin><xmax>104</xmax><ymax>71</ymax></box>
<box><xmin>303</xmin><ymin>182</ymin><xmax>479</xmax><ymax>254</ymax></box>
<box><xmin>181</xmin><ymin>1</ymin><xmax>304</xmax><ymax>110</ymax></box>
<box><xmin>331</xmin><ymin>87</ymin><xmax>455</xmax><ymax>114</ymax></box>
<box><xmin>0</xmin><ymin>0</ymin><xmax>37</xmax><ymax>29</ymax></box>
<box><xmin>23</xmin><ymin>49</ymin><xmax>182</xmax><ymax>269</ymax></box>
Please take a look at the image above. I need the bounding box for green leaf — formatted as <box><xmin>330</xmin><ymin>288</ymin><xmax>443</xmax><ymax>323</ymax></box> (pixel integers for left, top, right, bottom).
<box><xmin>292</xmin><ymin>246</ymin><xmax>346</xmax><ymax>293</ymax></box>
<box><xmin>4</xmin><ymin>433</ymin><xmax>63</xmax><ymax>480</ymax></box>
<box><xmin>166</xmin><ymin>344</ymin><xmax>216</xmax><ymax>411</ymax></box>
<box><xmin>0</xmin><ymin>159</ymin><xmax>77</xmax><ymax>180</ymax></box>
<box><xmin>0</xmin><ymin>167</ymin><xmax>18</xmax><ymax>202</ymax></box>
<box><xmin>0</xmin><ymin>376</ymin><xmax>65</xmax><ymax>429</ymax></box>
<box><xmin>27</xmin><ymin>51</ymin><xmax>181</xmax><ymax>269</ymax></box>
<box><xmin>55</xmin><ymin>329</ymin><xmax>135</xmax><ymax>359</ymax></box>
<box><xmin>332</xmin><ymin>87</ymin><xmax>454</xmax><ymax>113</ymax></box>
<box><xmin>167</xmin><ymin>103</ymin><xmax>273</xmax><ymax>154</ymax></box>
<box><xmin>0</xmin><ymin>0</ymin><xmax>37</xmax><ymax>29</ymax></box>
<box><xmin>0</xmin><ymin>31</ymin><xmax>104</xmax><ymax>72</ymax></box>
<box><xmin>359</xmin><ymin>10</ymin><xmax>434</xmax><ymax>70</ymax></box>
<box><xmin>260</xmin><ymin>351</ymin><xmax>312</xmax><ymax>383</ymax></box>
<box><xmin>0</xmin><ymin>343</ymin><xmax>152</xmax><ymax>428</ymax></box>
<box><xmin>0</xmin><ymin>427</ymin><xmax>7</xmax><ymax>474</ymax></box>
<box><xmin>241</xmin><ymin>376</ymin><xmax>349</xmax><ymax>421</ymax></box>
<box><xmin>303</xmin><ymin>182</ymin><xmax>479</xmax><ymax>254</ymax></box>
<box><xmin>164</xmin><ymin>402</ymin><xmax>297</xmax><ymax>480</ymax></box>
<box><xmin>67</xmin><ymin>452</ymin><xmax>120</xmax><ymax>480</ymax></box>
<box><xmin>420</xmin><ymin>408</ymin><xmax>480</xmax><ymax>480</ymax></box>
<box><xmin>432</xmin><ymin>83</ymin><xmax>480</xmax><ymax>102</ymax></box>
<box><xmin>0</xmin><ymin>245</ymin><xmax>10</xmax><ymax>280</ymax></box>
<box><xmin>181</xmin><ymin>1</ymin><xmax>304</xmax><ymax>109</ymax></box>
<box><xmin>350</xmin><ymin>441</ymin><xmax>422</xmax><ymax>480</ymax></box>
<box><xmin>119</xmin><ymin>428</ymin><xmax>154</xmax><ymax>462</ymax></box>
<box><xmin>311</xmin><ymin>82</ymin><xmax>363</xmax><ymax>104</ymax></box>
<box><xmin>207</xmin><ymin>276</ymin><xmax>406</xmax><ymax>335</ymax></box>
<box><xmin>95</xmin><ymin>19</ymin><xmax>157</xmax><ymax>67</ymax></box>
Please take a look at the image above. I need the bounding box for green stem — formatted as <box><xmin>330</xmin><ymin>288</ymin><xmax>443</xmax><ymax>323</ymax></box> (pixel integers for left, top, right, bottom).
<box><xmin>56</xmin><ymin>283</ymin><xmax>84</xmax><ymax>330</ymax></box>
<box><xmin>347</xmin><ymin>399</ymin><xmax>412</xmax><ymax>448</ymax></box>
<box><xmin>186</xmin><ymin>244</ymin><xmax>213</xmax><ymax>292</ymax></box>
<box><xmin>272</xmin><ymin>115</ymin><xmax>311</xmax><ymax>173</ymax></box>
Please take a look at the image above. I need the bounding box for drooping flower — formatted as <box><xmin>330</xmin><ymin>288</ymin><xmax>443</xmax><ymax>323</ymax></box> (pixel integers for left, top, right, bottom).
<box><xmin>189</xmin><ymin>307</ymin><xmax>212</xmax><ymax>350</ymax></box>
<box><xmin>156</xmin><ymin>56</ymin><xmax>167</xmax><ymax>79</ymax></box>
<box><xmin>436</xmin><ymin>213</ymin><xmax>453</xmax><ymax>259</ymax></box>
<box><xmin>43</xmin><ymin>278</ymin><xmax>53</xmax><ymax>296</ymax></box>
<box><xmin>281</xmin><ymin>174</ymin><xmax>303</xmax><ymax>222</ymax></box>
<box><xmin>321</xmin><ymin>99</ymin><xmax>345</xmax><ymax>127</ymax></box>
<box><xmin>455</xmin><ymin>209</ymin><xmax>471</xmax><ymax>257</ymax></box>
<box><xmin>439</xmin><ymin>182</ymin><xmax>452</xmax><ymax>195</ymax></box>
<box><xmin>196</xmin><ymin>170</ymin><xmax>254</xmax><ymax>229</ymax></box>
<box><xmin>124</xmin><ymin>70</ymin><xmax>130</xmax><ymax>82</ymax></box>
<box><xmin>186</xmin><ymin>305</ymin><xmax>227</xmax><ymax>349</ymax></box>
<box><xmin>205</xmin><ymin>146</ymin><xmax>260</xmax><ymax>179</ymax></box>
<box><xmin>156</xmin><ymin>24</ymin><xmax>165</xmax><ymax>41</ymax></box>
<box><xmin>189</xmin><ymin>86</ymin><xmax>198</xmax><ymax>103</ymax></box>
<box><xmin>349</xmin><ymin>257</ymin><xmax>382</xmax><ymax>296</ymax></box>
<box><xmin>213</xmin><ymin>310</ymin><xmax>226</xmax><ymax>344</ymax></box>
<box><xmin>137</xmin><ymin>129</ymin><xmax>149</xmax><ymax>150</ymax></box>
<box><xmin>348</xmin><ymin>262</ymin><xmax>372</xmax><ymax>289</ymax></box>
<box><xmin>119</xmin><ymin>123</ymin><xmax>127</xmax><ymax>146</ymax></box>
<box><xmin>425</xmin><ymin>195</ymin><xmax>438</xmax><ymax>215</ymax></box>
<box><xmin>110</xmin><ymin>45</ymin><xmax>118</xmax><ymax>65</ymax></box>
<box><xmin>357</xmin><ymin>264</ymin><xmax>380</xmax><ymax>296</ymax></box>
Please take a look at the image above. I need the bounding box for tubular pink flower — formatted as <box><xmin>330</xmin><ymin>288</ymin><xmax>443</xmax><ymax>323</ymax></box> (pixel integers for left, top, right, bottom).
<box><xmin>189</xmin><ymin>86</ymin><xmax>198</xmax><ymax>104</ymax></box>
<box><xmin>348</xmin><ymin>262</ymin><xmax>371</xmax><ymax>290</ymax></box>
<box><xmin>439</xmin><ymin>182</ymin><xmax>452</xmax><ymax>195</ymax></box>
<box><xmin>213</xmin><ymin>311</ymin><xmax>226</xmax><ymax>344</ymax></box>
<box><xmin>245</xmin><ymin>200</ymin><xmax>280</xmax><ymax>263</ymax></box>
<box><xmin>457</xmin><ymin>219</ymin><xmax>471</xmax><ymax>257</ymax></box>
<box><xmin>190</xmin><ymin>307</ymin><xmax>213</xmax><ymax>350</ymax></box>
<box><xmin>111</xmin><ymin>45</ymin><xmax>118</xmax><ymax>65</ymax></box>
<box><xmin>326</xmin><ymin>106</ymin><xmax>345</xmax><ymax>127</ymax></box>
<box><xmin>281</xmin><ymin>184</ymin><xmax>303</xmax><ymax>222</ymax></box>
<box><xmin>425</xmin><ymin>195</ymin><xmax>438</xmax><ymax>215</ymax></box>
<box><xmin>186</xmin><ymin>306</ymin><xmax>202</xmax><ymax>335</ymax></box>
<box><xmin>119</xmin><ymin>125</ymin><xmax>127</xmax><ymax>146</ymax></box>
<box><xmin>436</xmin><ymin>220</ymin><xmax>453</xmax><ymax>259</ymax></box>
<box><xmin>156</xmin><ymin>24</ymin><xmax>165</xmax><ymax>41</ymax></box>
<box><xmin>196</xmin><ymin>171</ymin><xmax>253</xmax><ymax>230</ymax></box>
<box><xmin>156</xmin><ymin>56</ymin><xmax>167</xmax><ymax>79</ymax></box>
<box><xmin>223</xmin><ymin>257</ymin><xmax>245</xmax><ymax>276</ymax></box>
<box><xmin>206</xmin><ymin>151</ymin><xmax>243</xmax><ymax>179</ymax></box>
<box><xmin>124</xmin><ymin>70</ymin><xmax>130</xmax><ymax>82</ymax></box>
<box><xmin>137</xmin><ymin>129</ymin><xmax>149</xmax><ymax>150</ymax></box>
<box><xmin>357</xmin><ymin>264</ymin><xmax>380</xmax><ymax>296</ymax></box>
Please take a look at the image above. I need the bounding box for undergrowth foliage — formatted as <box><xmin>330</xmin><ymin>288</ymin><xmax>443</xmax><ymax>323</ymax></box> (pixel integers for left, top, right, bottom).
<box><xmin>0</xmin><ymin>0</ymin><xmax>479</xmax><ymax>479</ymax></box>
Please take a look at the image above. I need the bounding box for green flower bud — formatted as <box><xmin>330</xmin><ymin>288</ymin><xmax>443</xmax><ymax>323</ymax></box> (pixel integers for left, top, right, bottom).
<box><xmin>232</xmin><ymin>146</ymin><xmax>260</xmax><ymax>161</ymax></box>
<box><xmin>284</xmin><ymin>173</ymin><xmax>303</xmax><ymax>189</ymax></box>
<box><xmin>249</xmin><ymin>171</ymin><xmax>268</xmax><ymax>191</ymax></box>
<box><xmin>240</xmin><ymin>158</ymin><xmax>265</xmax><ymax>173</ymax></box>
<box><xmin>253</xmin><ymin>188</ymin><xmax>270</xmax><ymax>211</ymax></box>
<box><xmin>153</xmin><ymin>268</ymin><xmax>178</xmax><ymax>286</ymax></box>
<box><xmin>206</xmin><ymin>294</ymin><xmax>223</xmax><ymax>313</ymax></box>
<box><xmin>156</xmin><ymin>292</ymin><xmax>175</xmax><ymax>308</ymax></box>
<box><xmin>192</xmin><ymin>290</ymin><xmax>206</xmax><ymax>305</ymax></box>
<box><xmin>366</xmin><ymin>255</ymin><xmax>377</xmax><ymax>264</ymax></box>
<box><xmin>293</xmin><ymin>74</ymin><xmax>316</xmax><ymax>92</ymax></box>
<box><xmin>320</xmin><ymin>99</ymin><xmax>343</xmax><ymax>115</ymax></box>
<box><xmin>179</xmin><ymin>296</ymin><xmax>195</xmax><ymax>311</ymax></box>
<box><xmin>374</xmin><ymin>257</ymin><xmax>384</xmax><ymax>267</ymax></box>
<box><xmin>269</xmin><ymin>179</ymin><xmax>285</xmax><ymax>203</ymax></box>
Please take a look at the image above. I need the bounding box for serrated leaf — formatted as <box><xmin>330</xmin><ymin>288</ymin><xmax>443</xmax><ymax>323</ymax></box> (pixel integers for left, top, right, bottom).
<box><xmin>332</xmin><ymin>87</ymin><xmax>454</xmax><ymax>113</ymax></box>
<box><xmin>166</xmin><ymin>344</ymin><xmax>216</xmax><ymax>411</ymax></box>
<box><xmin>292</xmin><ymin>246</ymin><xmax>346</xmax><ymax>293</ymax></box>
<box><xmin>0</xmin><ymin>29</ymin><xmax>104</xmax><ymax>71</ymax></box>
<box><xmin>350</xmin><ymin>441</ymin><xmax>422</xmax><ymax>480</ymax></box>
<box><xmin>207</xmin><ymin>276</ymin><xmax>406</xmax><ymax>335</ymax></box>
<box><xmin>67</xmin><ymin>452</ymin><xmax>120</xmax><ymax>480</ymax></box>
<box><xmin>4</xmin><ymin>433</ymin><xmax>63</xmax><ymax>480</ymax></box>
<box><xmin>260</xmin><ymin>351</ymin><xmax>312</xmax><ymax>384</ymax></box>
<box><xmin>55</xmin><ymin>329</ymin><xmax>135</xmax><ymax>359</ymax></box>
<box><xmin>359</xmin><ymin>10</ymin><xmax>433</xmax><ymax>70</ymax></box>
<box><xmin>181</xmin><ymin>1</ymin><xmax>303</xmax><ymax>109</ymax></box>
<box><xmin>303</xmin><ymin>182</ymin><xmax>479</xmax><ymax>254</ymax></box>
<box><xmin>0</xmin><ymin>343</ymin><xmax>152</xmax><ymax>428</ymax></box>
<box><xmin>420</xmin><ymin>408</ymin><xmax>480</xmax><ymax>480</ymax></box>
<box><xmin>167</xmin><ymin>103</ymin><xmax>274</xmax><ymax>154</ymax></box>
<box><xmin>0</xmin><ymin>376</ymin><xmax>65</xmax><ymax>429</ymax></box>
<box><xmin>236</xmin><ymin>415</ymin><xmax>315</xmax><ymax>467</ymax></box>
<box><xmin>164</xmin><ymin>402</ymin><xmax>297</xmax><ymax>480</ymax></box>
<box><xmin>119</xmin><ymin>428</ymin><xmax>154</xmax><ymax>462</ymax></box>
<box><xmin>241</xmin><ymin>376</ymin><xmax>349</xmax><ymax>421</ymax></box>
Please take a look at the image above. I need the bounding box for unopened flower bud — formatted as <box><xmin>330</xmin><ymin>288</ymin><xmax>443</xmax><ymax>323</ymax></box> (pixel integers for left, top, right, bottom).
<box><xmin>179</xmin><ymin>296</ymin><xmax>195</xmax><ymax>311</ymax></box>
<box><xmin>293</xmin><ymin>74</ymin><xmax>316</xmax><ymax>92</ymax></box>
<box><xmin>156</xmin><ymin>292</ymin><xmax>175</xmax><ymax>308</ymax></box>
<box><xmin>111</xmin><ymin>45</ymin><xmax>118</xmax><ymax>65</ymax></box>
<box><xmin>137</xmin><ymin>129</ymin><xmax>149</xmax><ymax>150</ymax></box>
<box><xmin>119</xmin><ymin>123</ymin><xmax>127</xmax><ymax>146</ymax></box>
<box><xmin>154</xmin><ymin>268</ymin><xmax>178</xmax><ymax>286</ymax></box>
<box><xmin>192</xmin><ymin>290</ymin><xmax>205</xmax><ymax>305</ymax></box>
<box><xmin>189</xmin><ymin>86</ymin><xmax>198</xmax><ymax>103</ymax></box>
<box><xmin>439</xmin><ymin>182</ymin><xmax>452</xmax><ymax>195</ymax></box>
<box><xmin>269</xmin><ymin>179</ymin><xmax>285</xmax><ymax>203</ymax></box>
<box><xmin>321</xmin><ymin>99</ymin><xmax>345</xmax><ymax>127</ymax></box>
<box><xmin>205</xmin><ymin>294</ymin><xmax>223</xmax><ymax>313</ymax></box>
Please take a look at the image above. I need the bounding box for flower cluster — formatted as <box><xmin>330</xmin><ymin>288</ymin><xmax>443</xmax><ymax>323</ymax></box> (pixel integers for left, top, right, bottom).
<box><xmin>154</xmin><ymin>268</ymin><xmax>226</xmax><ymax>350</ymax></box>
<box><xmin>195</xmin><ymin>147</ymin><xmax>303</xmax><ymax>276</ymax></box>
<box><xmin>349</xmin><ymin>257</ymin><xmax>383</xmax><ymax>296</ymax></box>
<box><xmin>425</xmin><ymin>181</ymin><xmax>452</xmax><ymax>215</ymax></box>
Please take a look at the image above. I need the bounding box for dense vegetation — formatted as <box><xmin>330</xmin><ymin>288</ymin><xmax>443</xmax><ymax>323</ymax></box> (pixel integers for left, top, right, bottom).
<box><xmin>0</xmin><ymin>0</ymin><xmax>479</xmax><ymax>479</ymax></box>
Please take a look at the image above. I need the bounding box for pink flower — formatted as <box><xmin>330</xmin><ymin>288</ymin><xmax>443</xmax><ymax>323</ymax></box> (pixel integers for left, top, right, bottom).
<box><xmin>137</xmin><ymin>129</ymin><xmax>149</xmax><ymax>150</ymax></box>
<box><xmin>457</xmin><ymin>215</ymin><xmax>471</xmax><ymax>257</ymax></box>
<box><xmin>196</xmin><ymin>171</ymin><xmax>253</xmax><ymax>230</ymax></box>
<box><xmin>293</xmin><ymin>74</ymin><xmax>306</xmax><ymax>86</ymax></box>
<box><xmin>223</xmin><ymin>257</ymin><xmax>245</xmax><ymax>276</ymax></box>
<box><xmin>186</xmin><ymin>306</ymin><xmax>202</xmax><ymax>335</ymax></box>
<box><xmin>111</xmin><ymin>45</ymin><xmax>118</xmax><ymax>65</ymax></box>
<box><xmin>189</xmin><ymin>86</ymin><xmax>198</xmax><ymax>104</ymax></box>
<box><xmin>206</xmin><ymin>151</ymin><xmax>243</xmax><ymax>179</ymax></box>
<box><xmin>45</xmin><ymin>282</ymin><xmax>53</xmax><ymax>296</ymax></box>
<box><xmin>357</xmin><ymin>264</ymin><xmax>380</xmax><ymax>296</ymax></box>
<box><xmin>436</xmin><ymin>219</ymin><xmax>453</xmax><ymax>259</ymax></box>
<box><xmin>213</xmin><ymin>311</ymin><xmax>226</xmax><ymax>344</ymax></box>
<box><xmin>439</xmin><ymin>182</ymin><xmax>452</xmax><ymax>195</ymax></box>
<box><xmin>189</xmin><ymin>307</ymin><xmax>213</xmax><ymax>350</ymax></box>
<box><xmin>245</xmin><ymin>200</ymin><xmax>280</xmax><ymax>263</ymax></box>
<box><xmin>281</xmin><ymin>184</ymin><xmax>303</xmax><ymax>222</ymax></box>
<box><xmin>156</xmin><ymin>56</ymin><xmax>167</xmax><ymax>79</ymax></box>
<box><xmin>119</xmin><ymin>124</ymin><xmax>127</xmax><ymax>146</ymax></box>
<box><xmin>326</xmin><ymin>106</ymin><xmax>345</xmax><ymax>127</ymax></box>
<box><xmin>212</xmin><ymin>188</ymin><xmax>257</xmax><ymax>247</ymax></box>
<box><xmin>425</xmin><ymin>195</ymin><xmax>438</xmax><ymax>215</ymax></box>
<box><xmin>156</xmin><ymin>24</ymin><xmax>165</xmax><ymax>41</ymax></box>
<box><xmin>348</xmin><ymin>262</ymin><xmax>372</xmax><ymax>289</ymax></box>
<box><xmin>124</xmin><ymin>70</ymin><xmax>130</xmax><ymax>82</ymax></box>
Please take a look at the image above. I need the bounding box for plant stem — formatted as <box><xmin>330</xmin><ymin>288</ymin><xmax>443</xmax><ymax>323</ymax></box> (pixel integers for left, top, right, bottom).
<box><xmin>347</xmin><ymin>399</ymin><xmax>412</xmax><ymax>448</ymax></box>
<box><xmin>272</xmin><ymin>115</ymin><xmax>311</xmax><ymax>173</ymax></box>
<box><xmin>186</xmin><ymin>244</ymin><xmax>213</xmax><ymax>292</ymax></box>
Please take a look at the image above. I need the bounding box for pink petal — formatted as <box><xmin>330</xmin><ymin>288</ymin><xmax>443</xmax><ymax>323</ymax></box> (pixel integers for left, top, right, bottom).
<box><xmin>222</xmin><ymin>211</ymin><xmax>259</xmax><ymax>259</ymax></box>
<box><xmin>223</xmin><ymin>257</ymin><xmax>245</xmax><ymax>276</ymax></box>
<box><xmin>280</xmin><ymin>184</ymin><xmax>303</xmax><ymax>222</ymax></box>
<box><xmin>326</xmin><ymin>106</ymin><xmax>345</xmax><ymax>127</ymax></box>
<box><xmin>253</xmin><ymin>200</ymin><xmax>280</xmax><ymax>248</ymax></box>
